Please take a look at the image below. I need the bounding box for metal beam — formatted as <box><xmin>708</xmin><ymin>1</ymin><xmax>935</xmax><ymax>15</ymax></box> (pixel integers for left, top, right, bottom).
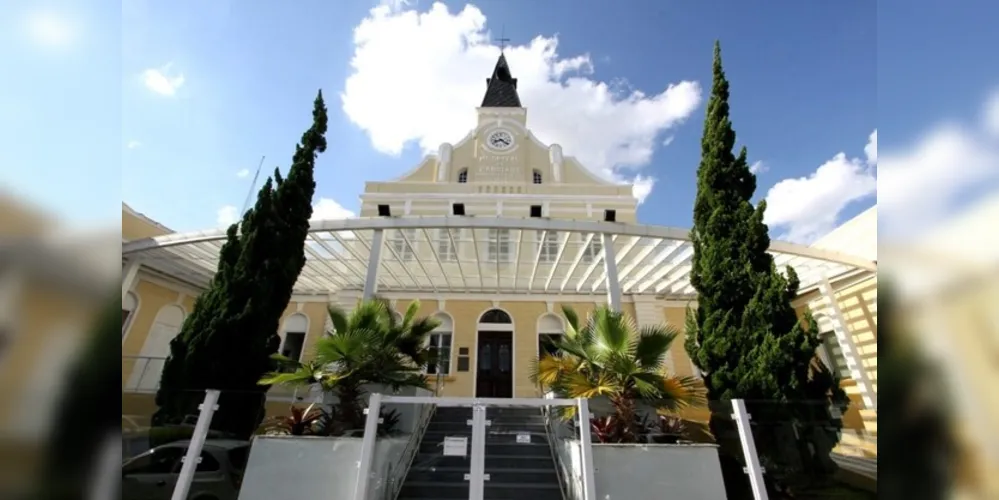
<box><xmin>818</xmin><ymin>278</ymin><xmax>877</xmax><ymax>411</ymax></box>
<box><xmin>362</xmin><ymin>229</ymin><xmax>384</xmax><ymax>300</ymax></box>
<box><xmin>602</xmin><ymin>233</ymin><xmax>622</xmax><ymax>311</ymax></box>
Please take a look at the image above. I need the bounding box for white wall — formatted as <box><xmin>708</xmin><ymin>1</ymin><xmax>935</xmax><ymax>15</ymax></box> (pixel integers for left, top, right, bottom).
<box><xmin>238</xmin><ymin>436</ymin><xmax>408</xmax><ymax>500</ymax></box>
<box><xmin>591</xmin><ymin>444</ymin><xmax>728</xmax><ymax>500</ymax></box>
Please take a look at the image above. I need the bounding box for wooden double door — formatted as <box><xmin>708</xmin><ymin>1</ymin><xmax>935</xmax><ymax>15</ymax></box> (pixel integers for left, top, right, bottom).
<box><xmin>475</xmin><ymin>331</ymin><xmax>513</xmax><ymax>398</ymax></box>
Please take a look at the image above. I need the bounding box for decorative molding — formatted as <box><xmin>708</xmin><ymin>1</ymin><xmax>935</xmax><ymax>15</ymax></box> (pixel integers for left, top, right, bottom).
<box><xmin>546</xmin><ymin>301</ymin><xmax>554</xmax><ymax>313</ymax></box>
<box><xmin>296</xmin><ymin>302</ymin><xmax>304</xmax><ymax>312</ymax></box>
<box><xmin>437</xmin><ymin>298</ymin><xmax>446</xmax><ymax>311</ymax></box>
<box><xmin>491</xmin><ymin>299</ymin><xmax>500</xmax><ymax>308</ymax></box>
<box><xmin>362</xmin><ymin>192</ymin><xmax>635</xmax><ymax>201</ymax></box>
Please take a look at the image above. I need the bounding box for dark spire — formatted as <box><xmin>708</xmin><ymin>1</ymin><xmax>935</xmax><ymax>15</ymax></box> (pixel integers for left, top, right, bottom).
<box><xmin>481</xmin><ymin>53</ymin><xmax>522</xmax><ymax>107</ymax></box>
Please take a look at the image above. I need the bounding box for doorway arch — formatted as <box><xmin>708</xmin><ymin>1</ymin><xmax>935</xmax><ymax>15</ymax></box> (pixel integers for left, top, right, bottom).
<box><xmin>475</xmin><ymin>308</ymin><xmax>514</xmax><ymax>398</ymax></box>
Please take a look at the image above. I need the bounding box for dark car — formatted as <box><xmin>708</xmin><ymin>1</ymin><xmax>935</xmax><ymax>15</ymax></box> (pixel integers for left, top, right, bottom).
<box><xmin>122</xmin><ymin>439</ymin><xmax>250</xmax><ymax>500</ymax></box>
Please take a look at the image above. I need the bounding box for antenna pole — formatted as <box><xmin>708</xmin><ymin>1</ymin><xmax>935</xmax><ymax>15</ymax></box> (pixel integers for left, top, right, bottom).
<box><xmin>241</xmin><ymin>156</ymin><xmax>265</xmax><ymax>216</ymax></box>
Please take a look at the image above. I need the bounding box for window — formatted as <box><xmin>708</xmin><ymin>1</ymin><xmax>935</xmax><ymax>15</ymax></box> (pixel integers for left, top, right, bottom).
<box><xmin>538</xmin><ymin>314</ymin><xmax>564</xmax><ymax>357</ymax></box>
<box><xmin>487</xmin><ymin>229</ymin><xmax>511</xmax><ymax>262</ymax></box>
<box><xmin>427</xmin><ymin>333</ymin><xmax>453</xmax><ymax>375</ymax></box>
<box><xmin>480</xmin><ymin>309</ymin><xmax>512</xmax><ymax>324</ymax></box>
<box><xmin>581</xmin><ymin>234</ymin><xmax>603</xmax><ymax>263</ymax></box>
<box><xmin>389</xmin><ymin>228</ymin><xmax>417</xmax><ymax>261</ymax></box>
<box><xmin>533</xmin><ymin>169</ymin><xmax>543</xmax><ymax>184</ymax></box>
<box><xmin>280</xmin><ymin>313</ymin><xmax>308</xmax><ymax>364</ymax></box>
<box><xmin>123</xmin><ymin>447</ymin><xmax>185</xmax><ymax>475</ymax></box>
<box><xmin>820</xmin><ymin>331</ymin><xmax>850</xmax><ymax>378</ymax></box>
<box><xmin>457</xmin><ymin>168</ymin><xmax>468</xmax><ymax>183</ymax></box>
<box><xmin>436</xmin><ymin>228</ymin><xmax>460</xmax><ymax>261</ymax></box>
<box><xmin>427</xmin><ymin>313</ymin><xmax>454</xmax><ymax>375</ymax></box>
<box><xmin>122</xmin><ymin>291</ymin><xmax>138</xmax><ymax>338</ymax></box>
<box><xmin>537</xmin><ymin>231</ymin><xmax>559</xmax><ymax>263</ymax></box>
<box><xmin>281</xmin><ymin>332</ymin><xmax>306</xmax><ymax>362</ymax></box>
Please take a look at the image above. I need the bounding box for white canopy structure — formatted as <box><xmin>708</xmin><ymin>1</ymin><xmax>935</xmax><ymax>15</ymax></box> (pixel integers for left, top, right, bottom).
<box><xmin>122</xmin><ymin>217</ymin><xmax>877</xmax><ymax>302</ymax></box>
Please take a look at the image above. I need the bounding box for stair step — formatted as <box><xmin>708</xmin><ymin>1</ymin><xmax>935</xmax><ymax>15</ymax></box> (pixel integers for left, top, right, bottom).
<box><xmin>406</xmin><ymin>466</ymin><xmax>558</xmax><ymax>484</ymax></box>
<box><xmin>400</xmin><ymin>481</ymin><xmax>562</xmax><ymax>500</ymax></box>
<box><xmin>409</xmin><ymin>453</ymin><xmax>558</xmax><ymax>469</ymax></box>
<box><xmin>419</xmin><ymin>440</ymin><xmax>553</xmax><ymax>456</ymax></box>
<box><xmin>422</xmin><ymin>430</ymin><xmax>550</xmax><ymax>444</ymax></box>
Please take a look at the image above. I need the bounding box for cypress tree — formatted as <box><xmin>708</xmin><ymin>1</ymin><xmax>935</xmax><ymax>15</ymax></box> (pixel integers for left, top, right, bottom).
<box><xmin>153</xmin><ymin>90</ymin><xmax>328</xmax><ymax>438</ymax></box>
<box><xmin>684</xmin><ymin>42</ymin><xmax>847</xmax><ymax>495</ymax></box>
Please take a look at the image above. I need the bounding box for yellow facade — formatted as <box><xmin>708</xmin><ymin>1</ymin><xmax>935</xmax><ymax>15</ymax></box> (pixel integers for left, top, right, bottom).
<box><xmin>119</xmin><ymin>57</ymin><xmax>878</xmax><ymax>440</ymax></box>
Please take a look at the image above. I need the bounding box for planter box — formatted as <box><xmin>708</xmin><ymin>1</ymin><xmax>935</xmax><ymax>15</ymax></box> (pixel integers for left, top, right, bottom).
<box><xmin>590</xmin><ymin>443</ymin><xmax>728</xmax><ymax>500</ymax></box>
<box><xmin>237</xmin><ymin>435</ymin><xmax>408</xmax><ymax>500</ymax></box>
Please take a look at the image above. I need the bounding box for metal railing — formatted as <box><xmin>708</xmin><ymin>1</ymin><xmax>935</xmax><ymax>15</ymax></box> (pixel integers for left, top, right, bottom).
<box><xmin>541</xmin><ymin>391</ymin><xmax>581</xmax><ymax>500</ymax></box>
<box><xmin>354</xmin><ymin>394</ymin><xmax>598</xmax><ymax>500</ymax></box>
<box><xmin>381</xmin><ymin>370</ymin><xmax>445</xmax><ymax>500</ymax></box>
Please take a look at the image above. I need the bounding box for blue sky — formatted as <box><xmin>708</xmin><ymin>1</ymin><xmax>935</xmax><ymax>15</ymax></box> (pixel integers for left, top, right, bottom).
<box><xmin>2</xmin><ymin>0</ymin><xmax>997</xmax><ymax>242</ymax></box>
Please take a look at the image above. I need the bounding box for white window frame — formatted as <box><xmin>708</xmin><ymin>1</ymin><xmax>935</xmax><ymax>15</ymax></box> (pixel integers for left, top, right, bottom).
<box><xmin>426</xmin><ymin>332</ymin><xmax>453</xmax><ymax>375</ymax></box>
<box><xmin>436</xmin><ymin>228</ymin><xmax>460</xmax><ymax>262</ymax></box>
<box><xmin>389</xmin><ymin>228</ymin><xmax>417</xmax><ymax>261</ymax></box>
<box><xmin>537</xmin><ymin>231</ymin><xmax>559</xmax><ymax>263</ymax></box>
<box><xmin>581</xmin><ymin>233</ymin><xmax>603</xmax><ymax>263</ymax></box>
<box><xmin>487</xmin><ymin>228</ymin><xmax>512</xmax><ymax>263</ymax></box>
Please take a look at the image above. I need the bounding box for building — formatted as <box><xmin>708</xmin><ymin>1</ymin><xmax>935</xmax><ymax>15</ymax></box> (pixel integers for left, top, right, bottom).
<box><xmin>121</xmin><ymin>54</ymin><xmax>878</xmax><ymax>434</ymax></box>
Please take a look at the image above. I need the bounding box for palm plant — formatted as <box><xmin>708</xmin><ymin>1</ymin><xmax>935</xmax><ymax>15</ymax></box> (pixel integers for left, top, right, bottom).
<box><xmin>260</xmin><ymin>299</ymin><xmax>440</xmax><ymax>430</ymax></box>
<box><xmin>530</xmin><ymin>306</ymin><xmax>706</xmax><ymax>443</ymax></box>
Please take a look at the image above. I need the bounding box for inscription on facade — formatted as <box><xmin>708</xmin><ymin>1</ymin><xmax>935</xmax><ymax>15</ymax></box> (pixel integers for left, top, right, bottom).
<box><xmin>476</xmin><ymin>154</ymin><xmax>522</xmax><ymax>181</ymax></box>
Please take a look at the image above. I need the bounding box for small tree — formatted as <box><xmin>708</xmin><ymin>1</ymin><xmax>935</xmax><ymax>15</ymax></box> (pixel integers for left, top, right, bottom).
<box><xmin>153</xmin><ymin>91</ymin><xmax>329</xmax><ymax>438</ymax></box>
<box><xmin>261</xmin><ymin>300</ymin><xmax>438</xmax><ymax>430</ymax></box>
<box><xmin>684</xmin><ymin>41</ymin><xmax>847</xmax><ymax>496</ymax></box>
<box><xmin>531</xmin><ymin>306</ymin><xmax>705</xmax><ymax>443</ymax></box>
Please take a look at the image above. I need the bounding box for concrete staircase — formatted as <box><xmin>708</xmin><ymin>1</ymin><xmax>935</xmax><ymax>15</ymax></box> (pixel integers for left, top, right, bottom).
<box><xmin>398</xmin><ymin>407</ymin><xmax>564</xmax><ymax>500</ymax></box>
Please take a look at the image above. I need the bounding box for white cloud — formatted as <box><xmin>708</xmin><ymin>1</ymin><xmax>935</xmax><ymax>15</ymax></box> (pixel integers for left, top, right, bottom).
<box><xmin>631</xmin><ymin>176</ymin><xmax>655</xmax><ymax>205</ymax></box>
<box><xmin>26</xmin><ymin>12</ymin><xmax>74</xmax><ymax>46</ymax></box>
<box><xmin>661</xmin><ymin>136</ymin><xmax>675</xmax><ymax>147</ymax></box>
<box><xmin>341</xmin><ymin>2</ymin><xmax>702</xmax><ymax>202</ymax></box>
<box><xmin>749</xmin><ymin>160</ymin><xmax>768</xmax><ymax>175</ymax></box>
<box><xmin>236</xmin><ymin>168</ymin><xmax>250</xmax><ymax>178</ymax></box>
<box><xmin>217</xmin><ymin>205</ymin><xmax>238</xmax><ymax>228</ymax></box>
<box><xmin>142</xmin><ymin>64</ymin><xmax>185</xmax><ymax>96</ymax></box>
<box><xmin>983</xmin><ymin>90</ymin><xmax>999</xmax><ymax>138</ymax></box>
<box><xmin>126</xmin><ymin>140</ymin><xmax>141</xmax><ymax>149</ymax></box>
<box><xmin>864</xmin><ymin>129</ymin><xmax>877</xmax><ymax>164</ymax></box>
<box><xmin>311</xmin><ymin>197</ymin><xmax>357</xmax><ymax>220</ymax></box>
<box><xmin>763</xmin><ymin>131</ymin><xmax>877</xmax><ymax>244</ymax></box>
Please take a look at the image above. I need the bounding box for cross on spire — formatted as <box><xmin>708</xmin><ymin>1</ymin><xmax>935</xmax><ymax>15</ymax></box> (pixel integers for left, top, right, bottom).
<box><xmin>495</xmin><ymin>25</ymin><xmax>510</xmax><ymax>51</ymax></box>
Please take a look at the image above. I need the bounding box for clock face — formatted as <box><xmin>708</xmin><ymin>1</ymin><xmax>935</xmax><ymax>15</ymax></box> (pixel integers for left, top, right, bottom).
<box><xmin>486</xmin><ymin>130</ymin><xmax>514</xmax><ymax>151</ymax></box>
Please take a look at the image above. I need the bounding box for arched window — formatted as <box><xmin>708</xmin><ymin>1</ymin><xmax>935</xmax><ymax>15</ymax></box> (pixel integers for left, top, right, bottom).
<box><xmin>537</xmin><ymin>314</ymin><xmax>564</xmax><ymax>357</ymax></box>
<box><xmin>127</xmin><ymin>304</ymin><xmax>185</xmax><ymax>392</ymax></box>
<box><xmin>457</xmin><ymin>168</ymin><xmax>468</xmax><ymax>183</ymax></box>
<box><xmin>533</xmin><ymin>169</ymin><xmax>543</xmax><ymax>184</ymax></box>
<box><xmin>427</xmin><ymin>313</ymin><xmax>454</xmax><ymax>375</ymax></box>
<box><xmin>280</xmin><ymin>313</ymin><xmax>309</xmax><ymax>362</ymax></box>
<box><xmin>480</xmin><ymin>309</ymin><xmax>512</xmax><ymax>324</ymax></box>
<box><xmin>122</xmin><ymin>291</ymin><xmax>139</xmax><ymax>338</ymax></box>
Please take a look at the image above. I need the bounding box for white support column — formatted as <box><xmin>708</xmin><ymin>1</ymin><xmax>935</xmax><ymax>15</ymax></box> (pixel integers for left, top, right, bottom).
<box><xmin>601</xmin><ymin>233</ymin><xmax>621</xmax><ymax>312</ymax></box>
<box><xmin>363</xmin><ymin>229</ymin><xmax>385</xmax><ymax>301</ymax></box>
<box><xmin>818</xmin><ymin>278</ymin><xmax>877</xmax><ymax>411</ymax></box>
<box><xmin>171</xmin><ymin>389</ymin><xmax>221</xmax><ymax>500</ymax></box>
<box><xmin>352</xmin><ymin>393</ymin><xmax>382</xmax><ymax>500</ymax></box>
<box><xmin>122</xmin><ymin>259</ymin><xmax>140</xmax><ymax>301</ymax></box>
<box><xmin>576</xmin><ymin>398</ymin><xmax>598</xmax><ymax>500</ymax></box>
<box><xmin>468</xmin><ymin>404</ymin><xmax>488</xmax><ymax>500</ymax></box>
<box><xmin>732</xmin><ymin>399</ymin><xmax>769</xmax><ymax>500</ymax></box>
